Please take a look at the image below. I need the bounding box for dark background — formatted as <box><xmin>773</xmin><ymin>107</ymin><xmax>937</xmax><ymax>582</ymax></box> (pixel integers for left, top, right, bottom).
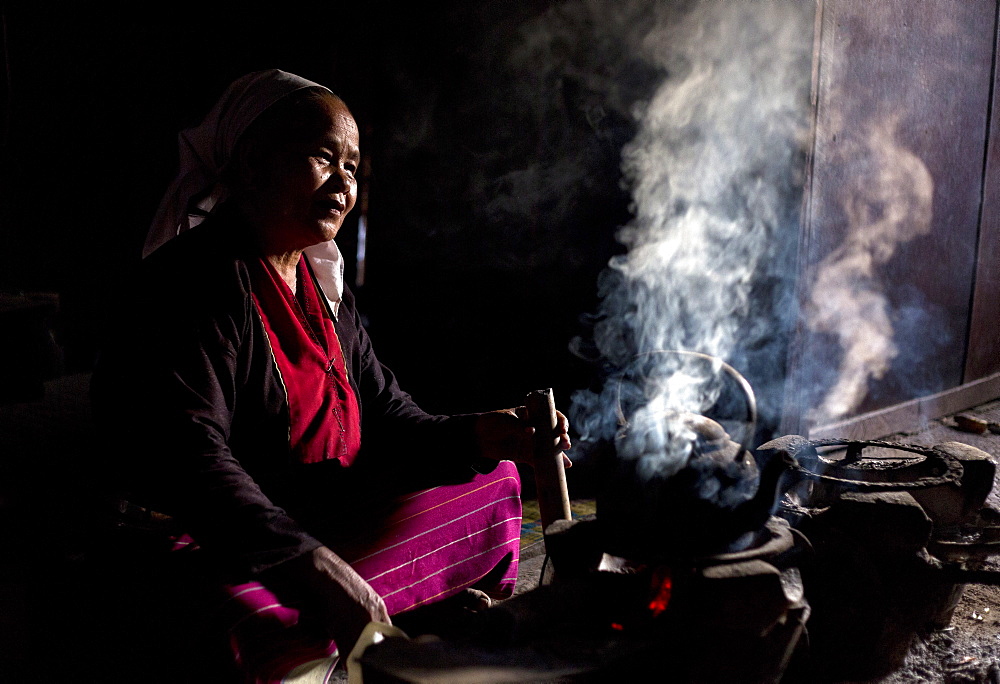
<box><xmin>0</xmin><ymin>2</ymin><xmax>644</xmax><ymax>433</ymax></box>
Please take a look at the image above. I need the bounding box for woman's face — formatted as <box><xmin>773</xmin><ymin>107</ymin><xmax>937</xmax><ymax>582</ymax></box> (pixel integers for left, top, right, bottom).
<box><xmin>251</xmin><ymin>95</ymin><xmax>360</xmax><ymax>250</ymax></box>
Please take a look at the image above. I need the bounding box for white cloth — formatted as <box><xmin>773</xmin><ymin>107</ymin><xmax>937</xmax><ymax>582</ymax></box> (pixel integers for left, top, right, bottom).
<box><xmin>144</xmin><ymin>68</ymin><xmax>345</xmax><ymax>316</ymax></box>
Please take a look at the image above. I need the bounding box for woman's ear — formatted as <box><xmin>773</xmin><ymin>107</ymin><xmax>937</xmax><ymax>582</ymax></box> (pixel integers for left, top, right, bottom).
<box><xmin>224</xmin><ymin>140</ymin><xmax>264</xmax><ymax>194</ymax></box>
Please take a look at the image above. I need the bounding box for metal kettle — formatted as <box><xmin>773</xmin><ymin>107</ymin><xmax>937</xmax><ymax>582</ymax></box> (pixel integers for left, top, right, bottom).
<box><xmin>598</xmin><ymin>351</ymin><xmax>796</xmax><ymax>561</ymax></box>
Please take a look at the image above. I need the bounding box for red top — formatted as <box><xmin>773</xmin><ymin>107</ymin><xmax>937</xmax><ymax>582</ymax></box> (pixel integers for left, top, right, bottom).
<box><xmin>249</xmin><ymin>255</ymin><xmax>361</xmax><ymax>466</ymax></box>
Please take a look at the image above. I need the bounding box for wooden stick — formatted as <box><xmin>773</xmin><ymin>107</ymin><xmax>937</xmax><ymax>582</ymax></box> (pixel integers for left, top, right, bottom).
<box><xmin>525</xmin><ymin>388</ymin><xmax>572</xmax><ymax>534</ymax></box>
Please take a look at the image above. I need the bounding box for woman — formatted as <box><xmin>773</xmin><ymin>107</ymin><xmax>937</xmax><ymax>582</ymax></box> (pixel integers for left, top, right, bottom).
<box><xmin>91</xmin><ymin>69</ymin><xmax>570</xmax><ymax>682</ymax></box>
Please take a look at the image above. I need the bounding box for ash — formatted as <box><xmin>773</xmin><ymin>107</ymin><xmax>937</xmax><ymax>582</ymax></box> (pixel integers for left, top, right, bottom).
<box><xmin>883</xmin><ymin>603</ymin><xmax>1000</xmax><ymax>683</ymax></box>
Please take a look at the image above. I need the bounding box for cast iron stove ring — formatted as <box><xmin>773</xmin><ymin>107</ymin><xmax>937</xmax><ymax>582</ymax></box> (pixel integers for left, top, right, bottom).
<box><xmin>789</xmin><ymin>439</ymin><xmax>963</xmax><ymax>490</ymax></box>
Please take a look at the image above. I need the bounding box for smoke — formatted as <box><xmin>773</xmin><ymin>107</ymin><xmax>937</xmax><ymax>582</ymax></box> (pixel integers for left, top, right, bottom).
<box><xmin>567</xmin><ymin>0</ymin><xmax>813</xmax><ymax>481</ymax></box>
<box><xmin>803</xmin><ymin>117</ymin><xmax>935</xmax><ymax>426</ymax></box>
<box><xmin>440</xmin><ymin>0</ymin><xmax>947</xmax><ymax>522</ymax></box>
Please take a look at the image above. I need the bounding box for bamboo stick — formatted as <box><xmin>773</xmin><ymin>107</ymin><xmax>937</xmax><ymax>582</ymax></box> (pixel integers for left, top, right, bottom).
<box><xmin>525</xmin><ymin>388</ymin><xmax>572</xmax><ymax>534</ymax></box>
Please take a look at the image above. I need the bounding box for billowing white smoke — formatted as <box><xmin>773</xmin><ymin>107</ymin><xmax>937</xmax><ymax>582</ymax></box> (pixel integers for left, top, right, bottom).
<box><xmin>569</xmin><ymin>0</ymin><xmax>812</xmax><ymax>488</ymax></box>
<box><xmin>804</xmin><ymin>117</ymin><xmax>934</xmax><ymax>427</ymax></box>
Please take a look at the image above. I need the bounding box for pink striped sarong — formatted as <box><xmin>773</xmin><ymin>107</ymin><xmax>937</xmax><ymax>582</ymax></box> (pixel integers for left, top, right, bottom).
<box><xmin>205</xmin><ymin>460</ymin><xmax>522</xmax><ymax>683</ymax></box>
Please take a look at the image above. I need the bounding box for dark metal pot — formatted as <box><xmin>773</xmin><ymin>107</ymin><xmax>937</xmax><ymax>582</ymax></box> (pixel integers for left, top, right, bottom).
<box><xmin>598</xmin><ymin>351</ymin><xmax>797</xmax><ymax>562</ymax></box>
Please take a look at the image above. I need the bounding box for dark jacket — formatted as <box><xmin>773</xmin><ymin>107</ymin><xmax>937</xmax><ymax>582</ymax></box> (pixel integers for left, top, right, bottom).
<box><xmin>91</xmin><ymin>208</ymin><xmax>478</xmax><ymax>576</ymax></box>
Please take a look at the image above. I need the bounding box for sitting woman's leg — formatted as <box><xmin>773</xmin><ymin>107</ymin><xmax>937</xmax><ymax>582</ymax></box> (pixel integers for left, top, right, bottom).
<box><xmin>334</xmin><ymin>459</ymin><xmax>523</xmax><ymax>612</ymax></box>
<box><xmin>220</xmin><ymin>460</ymin><xmax>523</xmax><ymax>681</ymax></box>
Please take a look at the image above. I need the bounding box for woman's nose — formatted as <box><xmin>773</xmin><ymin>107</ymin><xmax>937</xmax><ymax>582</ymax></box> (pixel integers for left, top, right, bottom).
<box><xmin>325</xmin><ymin>168</ymin><xmax>354</xmax><ymax>192</ymax></box>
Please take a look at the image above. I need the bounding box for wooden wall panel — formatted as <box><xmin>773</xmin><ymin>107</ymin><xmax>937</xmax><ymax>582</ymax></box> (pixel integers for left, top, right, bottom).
<box><xmin>786</xmin><ymin>0</ymin><xmax>996</xmax><ymax>434</ymax></box>
<box><xmin>965</xmin><ymin>7</ymin><xmax>1000</xmax><ymax>382</ymax></box>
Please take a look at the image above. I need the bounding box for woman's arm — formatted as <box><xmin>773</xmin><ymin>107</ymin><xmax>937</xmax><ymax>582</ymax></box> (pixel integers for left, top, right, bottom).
<box><xmin>261</xmin><ymin>545</ymin><xmax>390</xmax><ymax>652</ymax></box>
<box><xmin>336</xmin><ymin>285</ymin><xmax>572</xmax><ymax>468</ymax></box>
<box><xmin>91</xmin><ymin>253</ymin><xmax>318</xmax><ymax>575</ymax></box>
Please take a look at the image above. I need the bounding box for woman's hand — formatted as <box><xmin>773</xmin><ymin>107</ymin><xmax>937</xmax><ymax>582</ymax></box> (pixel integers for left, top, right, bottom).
<box><xmin>265</xmin><ymin>545</ymin><xmax>390</xmax><ymax>654</ymax></box>
<box><xmin>474</xmin><ymin>407</ymin><xmax>572</xmax><ymax>468</ymax></box>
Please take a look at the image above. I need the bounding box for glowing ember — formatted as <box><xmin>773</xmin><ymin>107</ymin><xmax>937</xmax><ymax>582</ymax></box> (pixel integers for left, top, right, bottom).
<box><xmin>648</xmin><ymin>567</ymin><xmax>673</xmax><ymax>617</ymax></box>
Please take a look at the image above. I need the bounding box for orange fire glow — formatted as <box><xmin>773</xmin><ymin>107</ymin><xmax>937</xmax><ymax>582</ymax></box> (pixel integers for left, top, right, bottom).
<box><xmin>648</xmin><ymin>568</ymin><xmax>673</xmax><ymax>617</ymax></box>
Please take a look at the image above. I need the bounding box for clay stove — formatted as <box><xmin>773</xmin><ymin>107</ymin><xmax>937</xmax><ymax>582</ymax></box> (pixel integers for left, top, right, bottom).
<box><xmin>761</xmin><ymin>436</ymin><xmax>1000</xmax><ymax>682</ymax></box>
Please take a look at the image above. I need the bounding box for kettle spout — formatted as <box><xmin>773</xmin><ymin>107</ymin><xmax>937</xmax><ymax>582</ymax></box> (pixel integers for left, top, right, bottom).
<box><xmin>729</xmin><ymin>443</ymin><xmax>800</xmax><ymax>538</ymax></box>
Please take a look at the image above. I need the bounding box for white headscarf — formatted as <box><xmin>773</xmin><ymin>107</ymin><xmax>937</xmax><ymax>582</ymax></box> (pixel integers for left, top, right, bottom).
<box><xmin>144</xmin><ymin>68</ymin><xmax>346</xmax><ymax>316</ymax></box>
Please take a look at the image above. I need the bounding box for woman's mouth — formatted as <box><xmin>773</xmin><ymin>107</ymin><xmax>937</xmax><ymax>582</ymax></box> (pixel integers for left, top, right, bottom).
<box><xmin>316</xmin><ymin>197</ymin><xmax>347</xmax><ymax>215</ymax></box>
